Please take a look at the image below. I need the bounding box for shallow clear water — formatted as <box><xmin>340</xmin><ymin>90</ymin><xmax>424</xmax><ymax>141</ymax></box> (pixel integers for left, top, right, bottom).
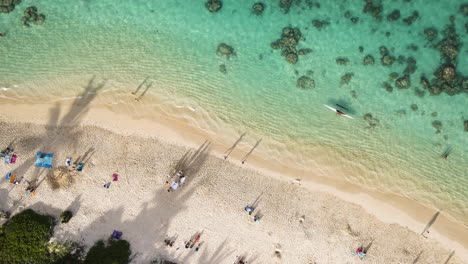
<box><xmin>1</xmin><ymin>0</ymin><xmax>467</xmax><ymax>224</ymax></box>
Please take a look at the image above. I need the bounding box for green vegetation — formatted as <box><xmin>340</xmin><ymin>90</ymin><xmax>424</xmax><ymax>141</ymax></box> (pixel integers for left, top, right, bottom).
<box><xmin>60</xmin><ymin>210</ymin><xmax>73</xmax><ymax>223</ymax></box>
<box><xmin>0</xmin><ymin>209</ymin><xmax>56</xmax><ymax>264</ymax></box>
<box><xmin>0</xmin><ymin>209</ymin><xmax>133</xmax><ymax>264</ymax></box>
<box><xmin>83</xmin><ymin>240</ymin><xmax>131</xmax><ymax>264</ymax></box>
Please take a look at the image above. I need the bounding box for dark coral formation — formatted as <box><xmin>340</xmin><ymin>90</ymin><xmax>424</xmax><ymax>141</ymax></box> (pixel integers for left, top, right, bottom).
<box><xmin>403</xmin><ymin>57</ymin><xmax>417</xmax><ymax>76</ymax></box>
<box><xmin>464</xmin><ymin>120</ymin><xmax>468</xmax><ymax>132</ymax></box>
<box><xmin>340</xmin><ymin>73</ymin><xmax>354</xmax><ymax>86</ymax></box>
<box><xmin>363</xmin><ymin>0</ymin><xmax>383</xmax><ymax>21</ymax></box>
<box><xmin>363</xmin><ymin>55</ymin><xmax>374</xmax><ymax>65</ymax></box>
<box><xmin>279</xmin><ymin>0</ymin><xmax>293</xmax><ymax>14</ymax></box>
<box><xmin>395</xmin><ymin>75</ymin><xmax>411</xmax><ymax>89</ymax></box>
<box><xmin>271</xmin><ymin>27</ymin><xmax>308</xmax><ymax>64</ymax></box>
<box><xmin>410</xmin><ymin>104</ymin><xmax>418</xmax><ymax>111</ymax></box>
<box><xmin>422</xmin><ymin>18</ymin><xmax>467</xmax><ymax>96</ymax></box>
<box><xmin>359</xmin><ymin>46</ymin><xmax>364</xmax><ymax>53</ymax></box>
<box><xmin>205</xmin><ymin>0</ymin><xmax>222</xmax><ymax>13</ymax></box>
<box><xmin>252</xmin><ymin>2</ymin><xmax>265</xmax><ymax>15</ymax></box>
<box><xmin>364</xmin><ymin>113</ymin><xmax>379</xmax><ymax>128</ymax></box>
<box><xmin>379</xmin><ymin>46</ymin><xmax>395</xmax><ymax>66</ymax></box>
<box><xmin>432</xmin><ymin>120</ymin><xmax>442</xmax><ymax>133</ymax></box>
<box><xmin>219</xmin><ymin>64</ymin><xmax>227</xmax><ymax>74</ymax></box>
<box><xmin>389</xmin><ymin>72</ymin><xmax>399</xmax><ymax>80</ymax></box>
<box><xmin>387</xmin><ymin>9</ymin><xmax>400</xmax><ymax>21</ymax></box>
<box><xmin>336</xmin><ymin>57</ymin><xmax>349</xmax><ymax>65</ymax></box>
<box><xmin>402</xmin><ymin>11</ymin><xmax>419</xmax><ymax>25</ymax></box>
<box><xmin>407</xmin><ymin>44</ymin><xmax>418</xmax><ymax>51</ymax></box>
<box><xmin>296</xmin><ymin>76</ymin><xmax>315</xmax><ymax>90</ymax></box>
<box><xmin>216</xmin><ymin>43</ymin><xmax>235</xmax><ymax>59</ymax></box>
<box><xmin>424</xmin><ymin>27</ymin><xmax>438</xmax><ymax>42</ymax></box>
<box><xmin>0</xmin><ymin>0</ymin><xmax>21</xmax><ymax>14</ymax></box>
<box><xmin>460</xmin><ymin>3</ymin><xmax>468</xmax><ymax>16</ymax></box>
<box><xmin>351</xmin><ymin>17</ymin><xmax>359</xmax><ymax>24</ymax></box>
<box><xmin>21</xmin><ymin>6</ymin><xmax>45</xmax><ymax>27</ymax></box>
<box><xmin>414</xmin><ymin>88</ymin><xmax>425</xmax><ymax>97</ymax></box>
<box><xmin>383</xmin><ymin>82</ymin><xmax>393</xmax><ymax>92</ymax></box>
<box><xmin>311</xmin><ymin>19</ymin><xmax>330</xmax><ymax>30</ymax></box>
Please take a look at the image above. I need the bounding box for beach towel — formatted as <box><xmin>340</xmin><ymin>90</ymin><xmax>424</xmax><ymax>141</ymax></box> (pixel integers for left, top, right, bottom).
<box><xmin>35</xmin><ymin>152</ymin><xmax>53</xmax><ymax>168</ymax></box>
<box><xmin>4</xmin><ymin>155</ymin><xmax>11</xmax><ymax>164</ymax></box>
<box><xmin>9</xmin><ymin>174</ymin><xmax>16</xmax><ymax>184</ymax></box>
<box><xmin>77</xmin><ymin>163</ymin><xmax>84</xmax><ymax>172</ymax></box>
<box><xmin>11</xmin><ymin>154</ymin><xmax>17</xmax><ymax>164</ymax></box>
<box><xmin>5</xmin><ymin>172</ymin><xmax>11</xmax><ymax>180</ymax></box>
<box><xmin>111</xmin><ymin>230</ymin><xmax>123</xmax><ymax>240</ymax></box>
<box><xmin>112</xmin><ymin>173</ymin><xmax>118</xmax><ymax>181</ymax></box>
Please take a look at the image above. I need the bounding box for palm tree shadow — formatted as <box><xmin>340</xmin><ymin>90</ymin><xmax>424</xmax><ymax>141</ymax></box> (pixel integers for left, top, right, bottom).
<box><xmin>6</xmin><ymin>76</ymin><xmax>105</xmax><ymax>199</ymax></box>
<box><xmin>186</xmin><ymin>238</ymin><xmax>235</xmax><ymax>264</ymax></box>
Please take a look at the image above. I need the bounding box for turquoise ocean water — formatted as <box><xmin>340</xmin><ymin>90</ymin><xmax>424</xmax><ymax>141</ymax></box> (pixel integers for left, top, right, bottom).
<box><xmin>1</xmin><ymin>0</ymin><xmax>467</xmax><ymax>224</ymax></box>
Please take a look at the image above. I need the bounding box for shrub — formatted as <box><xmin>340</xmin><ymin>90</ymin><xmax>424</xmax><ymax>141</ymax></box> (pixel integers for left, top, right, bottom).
<box><xmin>84</xmin><ymin>239</ymin><xmax>131</xmax><ymax>264</ymax></box>
<box><xmin>60</xmin><ymin>210</ymin><xmax>73</xmax><ymax>223</ymax></box>
<box><xmin>0</xmin><ymin>209</ymin><xmax>56</xmax><ymax>264</ymax></box>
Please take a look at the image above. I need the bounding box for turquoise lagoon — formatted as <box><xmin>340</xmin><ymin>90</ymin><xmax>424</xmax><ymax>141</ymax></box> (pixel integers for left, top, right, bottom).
<box><xmin>0</xmin><ymin>0</ymin><xmax>467</xmax><ymax>224</ymax></box>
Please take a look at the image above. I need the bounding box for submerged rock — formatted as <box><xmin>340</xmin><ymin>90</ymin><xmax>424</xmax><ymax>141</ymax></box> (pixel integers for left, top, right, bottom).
<box><xmin>21</xmin><ymin>6</ymin><xmax>46</xmax><ymax>27</ymax></box>
<box><xmin>219</xmin><ymin>64</ymin><xmax>227</xmax><ymax>74</ymax></box>
<box><xmin>0</xmin><ymin>0</ymin><xmax>20</xmax><ymax>14</ymax></box>
<box><xmin>205</xmin><ymin>0</ymin><xmax>222</xmax><ymax>13</ymax></box>
<box><xmin>351</xmin><ymin>17</ymin><xmax>359</xmax><ymax>24</ymax></box>
<box><xmin>216</xmin><ymin>43</ymin><xmax>235</xmax><ymax>59</ymax></box>
<box><xmin>383</xmin><ymin>82</ymin><xmax>393</xmax><ymax>92</ymax></box>
<box><xmin>271</xmin><ymin>27</ymin><xmax>308</xmax><ymax>64</ymax></box>
<box><xmin>432</xmin><ymin>120</ymin><xmax>442</xmax><ymax>133</ymax></box>
<box><xmin>389</xmin><ymin>72</ymin><xmax>399</xmax><ymax>80</ymax></box>
<box><xmin>464</xmin><ymin>120</ymin><xmax>468</xmax><ymax>132</ymax></box>
<box><xmin>311</xmin><ymin>19</ymin><xmax>330</xmax><ymax>30</ymax></box>
<box><xmin>297</xmin><ymin>48</ymin><xmax>312</xmax><ymax>55</ymax></box>
<box><xmin>410</xmin><ymin>104</ymin><xmax>418</xmax><ymax>111</ymax></box>
<box><xmin>363</xmin><ymin>55</ymin><xmax>374</xmax><ymax>65</ymax></box>
<box><xmin>414</xmin><ymin>88</ymin><xmax>425</xmax><ymax>97</ymax></box>
<box><xmin>279</xmin><ymin>0</ymin><xmax>293</xmax><ymax>14</ymax></box>
<box><xmin>387</xmin><ymin>9</ymin><xmax>401</xmax><ymax>21</ymax></box>
<box><xmin>381</xmin><ymin>55</ymin><xmax>395</xmax><ymax>66</ymax></box>
<box><xmin>402</xmin><ymin>11</ymin><xmax>419</xmax><ymax>25</ymax></box>
<box><xmin>340</xmin><ymin>73</ymin><xmax>354</xmax><ymax>86</ymax></box>
<box><xmin>336</xmin><ymin>57</ymin><xmax>349</xmax><ymax>65</ymax></box>
<box><xmin>424</xmin><ymin>28</ymin><xmax>438</xmax><ymax>41</ymax></box>
<box><xmin>252</xmin><ymin>2</ymin><xmax>265</xmax><ymax>15</ymax></box>
<box><xmin>296</xmin><ymin>76</ymin><xmax>315</xmax><ymax>90</ymax></box>
<box><xmin>437</xmin><ymin>64</ymin><xmax>456</xmax><ymax>81</ymax></box>
<box><xmin>363</xmin><ymin>0</ymin><xmax>383</xmax><ymax>20</ymax></box>
<box><xmin>460</xmin><ymin>3</ymin><xmax>468</xmax><ymax>16</ymax></box>
<box><xmin>286</xmin><ymin>52</ymin><xmax>298</xmax><ymax>64</ymax></box>
<box><xmin>403</xmin><ymin>57</ymin><xmax>417</xmax><ymax>76</ymax></box>
<box><xmin>395</xmin><ymin>75</ymin><xmax>411</xmax><ymax>89</ymax></box>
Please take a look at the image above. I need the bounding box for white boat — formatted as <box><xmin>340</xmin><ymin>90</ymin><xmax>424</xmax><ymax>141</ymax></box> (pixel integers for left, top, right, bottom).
<box><xmin>323</xmin><ymin>104</ymin><xmax>354</xmax><ymax>119</ymax></box>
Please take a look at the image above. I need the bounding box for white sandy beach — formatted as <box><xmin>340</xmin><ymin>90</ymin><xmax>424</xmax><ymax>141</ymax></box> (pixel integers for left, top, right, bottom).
<box><xmin>0</xmin><ymin>100</ymin><xmax>467</xmax><ymax>264</ymax></box>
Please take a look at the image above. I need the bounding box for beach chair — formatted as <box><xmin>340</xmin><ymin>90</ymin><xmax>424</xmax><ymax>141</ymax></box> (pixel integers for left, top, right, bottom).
<box><xmin>11</xmin><ymin>154</ymin><xmax>17</xmax><ymax>164</ymax></box>
<box><xmin>9</xmin><ymin>174</ymin><xmax>16</xmax><ymax>184</ymax></box>
<box><xmin>111</xmin><ymin>230</ymin><xmax>123</xmax><ymax>240</ymax></box>
<box><xmin>5</xmin><ymin>172</ymin><xmax>11</xmax><ymax>180</ymax></box>
<box><xmin>76</xmin><ymin>163</ymin><xmax>84</xmax><ymax>172</ymax></box>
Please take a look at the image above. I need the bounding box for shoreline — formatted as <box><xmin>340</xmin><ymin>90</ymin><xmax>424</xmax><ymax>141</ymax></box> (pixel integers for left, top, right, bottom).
<box><xmin>1</xmin><ymin>100</ymin><xmax>467</xmax><ymax>261</ymax></box>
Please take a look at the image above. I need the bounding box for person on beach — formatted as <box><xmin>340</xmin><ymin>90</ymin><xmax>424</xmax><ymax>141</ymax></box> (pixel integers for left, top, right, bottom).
<box><xmin>336</xmin><ymin>109</ymin><xmax>345</xmax><ymax>116</ymax></box>
<box><xmin>179</xmin><ymin>175</ymin><xmax>186</xmax><ymax>185</ymax></box>
<box><xmin>194</xmin><ymin>241</ymin><xmax>203</xmax><ymax>252</ymax></box>
<box><xmin>65</xmin><ymin>157</ymin><xmax>72</xmax><ymax>167</ymax></box>
<box><xmin>244</xmin><ymin>205</ymin><xmax>254</xmax><ymax>215</ymax></box>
